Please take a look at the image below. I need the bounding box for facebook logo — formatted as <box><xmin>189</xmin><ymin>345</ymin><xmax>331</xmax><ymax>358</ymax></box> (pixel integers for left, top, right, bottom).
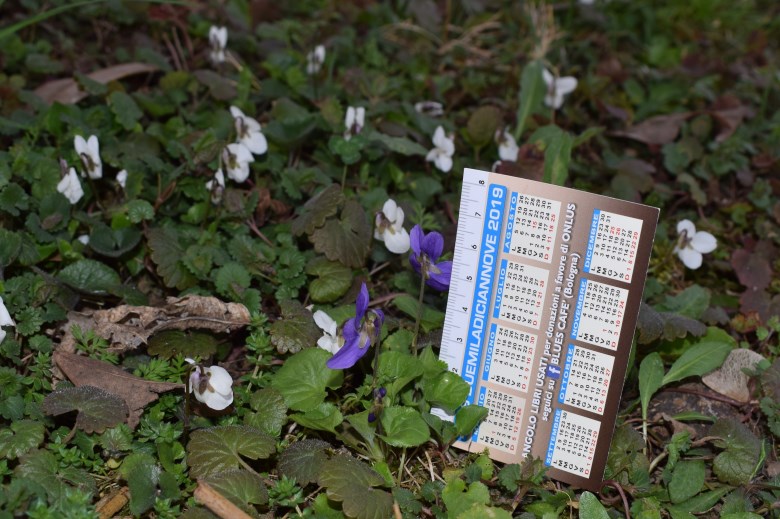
<box><xmin>546</xmin><ymin>365</ymin><xmax>561</xmax><ymax>380</ymax></box>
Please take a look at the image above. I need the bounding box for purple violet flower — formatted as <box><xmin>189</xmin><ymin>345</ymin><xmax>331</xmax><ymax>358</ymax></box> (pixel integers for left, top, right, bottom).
<box><xmin>409</xmin><ymin>225</ymin><xmax>453</xmax><ymax>291</ymax></box>
<box><xmin>326</xmin><ymin>283</ymin><xmax>384</xmax><ymax>370</ymax></box>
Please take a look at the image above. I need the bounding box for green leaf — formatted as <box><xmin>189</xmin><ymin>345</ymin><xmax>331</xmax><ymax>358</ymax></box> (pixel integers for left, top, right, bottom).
<box><xmin>278</xmin><ymin>439</ymin><xmax>331</xmax><ymax>486</ymax></box>
<box><xmin>657</xmin><ymin>285</ymin><xmax>711</xmax><ymax>319</ymax></box>
<box><xmin>392</xmin><ymin>294</ymin><xmax>445</xmax><ymax>333</ymax></box>
<box><xmin>203</xmin><ymin>469</ymin><xmax>268</xmax><ymax>510</ymax></box>
<box><xmin>306</xmin><ymin>257</ymin><xmax>352</xmax><ymax>303</ymax></box>
<box><xmin>109</xmin><ymin>91</ymin><xmax>143</xmax><ymax>130</ymax></box>
<box><xmin>467</xmin><ymin>105</ymin><xmax>502</xmax><ymax>148</ymax></box>
<box><xmin>147</xmin><ymin>330</ymin><xmax>218</xmax><ymax>360</ymax></box>
<box><xmin>441</xmin><ymin>478</ymin><xmax>489</xmax><ymax>518</ymax></box>
<box><xmin>639</xmin><ymin>353</ymin><xmax>664</xmax><ymax>424</ymax></box>
<box><xmin>147</xmin><ymin>227</ymin><xmax>196</xmax><ymax>290</ymax></box>
<box><xmin>668</xmin><ymin>487</ymin><xmax>730</xmax><ymax>514</ymax></box>
<box><xmin>272</xmin><ymin>348</ymin><xmax>343</xmax><ymax>411</ymax></box>
<box><xmin>266</xmin><ymin>97</ymin><xmax>318</xmax><ymax>146</ymax></box>
<box><xmin>668</xmin><ymin>460</ymin><xmax>705</xmax><ymax>504</ymax></box>
<box><xmin>579</xmin><ymin>491</ymin><xmax>610</xmax><ymax>519</ymax></box>
<box><xmin>119</xmin><ymin>452</ymin><xmax>161</xmax><ymax>515</ymax></box>
<box><xmin>291</xmin><ymin>184</ymin><xmax>344</xmax><ymax>237</ymax></box>
<box><xmin>270</xmin><ymin>299</ymin><xmax>322</xmax><ymax>354</ymax></box>
<box><xmin>291</xmin><ymin>402</ymin><xmax>344</xmax><ymax>433</ymax></box>
<box><xmin>379</xmin><ymin>406</ymin><xmax>430</xmax><ymax>447</ymax></box>
<box><xmin>246</xmin><ymin>387</ymin><xmax>288</xmax><ymax>437</ymax></box>
<box><xmin>329</xmin><ymin>135</ymin><xmax>363</xmax><ymax>165</ymax></box>
<box><xmin>57</xmin><ymin>259</ymin><xmax>121</xmax><ymax>294</ymax></box>
<box><xmin>458</xmin><ymin>505</ymin><xmax>513</xmax><ymax>519</ymax></box>
<box><xmin>187</xmin><ymin>425</ymin><xmax>276</xmax><ymax>478</ymax></box>
<box><xmin>636</xmin><ymin>303</ymin><xmax>707</xmax><ymax>344</ymax></box>
<box><xmin>0</xmin><ymin>228</ymin><xmax>22</xmax><ymax>266</ymax></box>
<box><xmin>311</xmin><ymin>200</ymin><xmax>371</xmax><ymax>268</ymax></box>
<box><xmin>15</xmin><ymin>449</ymin><xmax>95</xmax><ymax>503</ymax></box>
<box><xmin>530</xmin><ymin>125</ymin><xmax>573</xmax><ymax>186</ymax></box>
<box><xmin>42</xmin><ymin>385</ymin><xmax>128</xmax><ymax>433</ymax></box>
<box><xmin>422</xmin><ymin>371</ymin><xmax>469</xmax><ymax>414</ymax></box>
<box><xmin>454</xmin><ymin>405</ymin><xmax>489</xmax><ymax>437</ymax></box>
<box><xmin>126</xmin><ymin>199</ymin><xmax>155</xmax><ymax>223</ymax></box>
<box><xmin>514</xmin><ymin>60</ymin><xmax>545</xmax><ymax>140</ymax></box>
<box><xmin>376</xmin><ymin>351</ymin><xmax>424</xmax><ymax>402</ymax></box>
<box><xmin>214</xmin><ymin>262</ymin><xmax>251</xmax><ymax>298</ymax></box>
<box><xmin>710</xmin><ymin>418</ymin><xmax>762</xmax><ymax>485</ymax></box>
<box><xmin>87</xmin><ymin>223</ymin><xmax>142</xmax><ymax>258</ymax></box>
<box><xmin>662</xmin><ymin>327</ymin><xmax>735</xmax><ymax>385</ymax></box>
<box><xmin>318</xmin><ymin>455</ymin><xmax>394</xmax><ymax>519</ymax></box>
<box><xmin>0</xmin><ymin>420</ymin><xmax>44</xmax><ymax>459</ymax></box>
<box><xmin>193</xmin><ymin>69</ymin><xmax>237</xmax><ymax>100</ymax></box>
<box><xmin>369</xmin><ymin>132</ymin><xmax>428</xmax><ymax>156</ymax></box>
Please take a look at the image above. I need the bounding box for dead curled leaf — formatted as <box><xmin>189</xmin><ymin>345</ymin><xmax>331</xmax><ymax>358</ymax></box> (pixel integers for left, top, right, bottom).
<box><xmin>610</xmin><ymin>112</ymin><xmax>693</xmax><ymax>146</ymax></box>
<box><xmin>59</xmin><ymin>295</ymin><xmax>251</xmax><ymax>355</ymax></box>
<box><xmin>33</xmin><ymin>63</ymin><xmax>159</xmax><ymax>105</ymax></box>
<box><xmin>702</xmin><ymin>349</ymin><xmax>765</xmax><ymax>403</ymax></box>
<box><xmin>53</xmin><ymin>351</ymin><xmax>181</xmax><ymax>429</ymax></box>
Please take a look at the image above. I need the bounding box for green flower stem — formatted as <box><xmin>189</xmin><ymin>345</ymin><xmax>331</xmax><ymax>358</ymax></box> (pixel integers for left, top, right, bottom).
<box><xmin>396</xmin><ymin>448</ymin><xmax>407</xmax><ymax>487</ymax></box>
<box><xmin>340</xmin><ymin>164</ymin><xmax>348</xmax><ymax>191</ymax></box>
<box><xmin>184</xmin><ymin>364</ymin><xmax>193</xmax><ymax>442</ymax></box>
<box><xmin>411</xmin><ymin>266</ymin><xmax>427</xmax><ymax>356</ymax></box>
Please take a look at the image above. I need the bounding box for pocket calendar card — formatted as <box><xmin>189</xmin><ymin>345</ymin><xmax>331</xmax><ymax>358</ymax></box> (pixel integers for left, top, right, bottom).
<box><xmin>438</xmin><ymin>168</ymin><xmax>659</xmax><ymax>491</ymax></box>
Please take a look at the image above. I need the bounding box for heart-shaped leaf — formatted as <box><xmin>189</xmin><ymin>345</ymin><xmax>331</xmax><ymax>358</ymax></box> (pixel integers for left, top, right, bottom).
<box><xmin>291</xmin><ymin>184</ymin><xmax>344</xmax><ymax>237</ymax></box>
<box><xmin>203</xmin><ymin>469</ymin><xmax>268</xmax><ymax>510</ymax></box>
<box><xmin>278</xmin><ymin>439</ymin><xmax>331</xmax><ymax>486</ymax></box>
<box><xmin>246</xmin><ymin>387</ymin><xmax>288</xmax><ymax>437</ymax></box>
<box><xmin>318</xmin><ymin>455</ymin><xmax>393</xmax><ymax>519</ymax></box>
<box><xmin>379</xmin><ymin>406</ymin><xmax>430</xmax><ymax>447</ymax></box>
<box><xmin>57</xmin><ymin>259</ymin><xmax>122</xmax><ymax>295</ymax></box>
<box><xmin>187</xmin><ymin>425</ymin><xmax>276</xmax><ymax>478</ymax></box>
<box><xmin>270</xmin><ymin>299</ymin><xmax>322</xmax><ymax>354</ymax></box>
<box><xmin>272</xmin><ymin>348</ymin><xmax>343</xmax><ymax>411</ymax></box>
<box><xmin>291</xmin><ymin>402</ymin><xmax>343</xmax><ymax>433</ymax></box>
<box><xmin>422</xmin><ymin>371</ymin><xmax>469</xmax><ymax>414</ymax></box>
<box><xmin>311</xmin><ymin>200</ymin><xmax>371</xmax><ymax>268</ymax></box>
<box><xmin>42</xmin><ymin>385</ymin><xmax>128</xmax><ymax>433</ymax></box>
<box><xmin>306</xmin><ymin>256</ymin><xmax>352</xmax><ymax>303</ymax></box>
<box><xmin>147</xmin><ymin>330</ymin><xmax>218</xmax><ymax>360</ymax></box>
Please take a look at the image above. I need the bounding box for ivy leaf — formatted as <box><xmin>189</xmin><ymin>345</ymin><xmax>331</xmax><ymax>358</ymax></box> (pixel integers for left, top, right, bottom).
<box><xmin>311</xmin><ymin>200</ymin><xmax>371</xmax><ymax>268</ymax></box>
<box><xmin>318</xmin><ymin>455</ymin><xmax>394</xmax><ymax>519</ymax></box>
<box><xmin>579</xmin><ymin>491</ymin><xmax>611</xmax><ymax>519</ymax></box>
<box><xmin>187</xmin><ymin>425</ymin><xmax>276</xmax><ymax>478</ymax></box>
<box><xmin>147</xmin><ymin>330</ymin><xmax>218</xmax><ymax>360</ymax></box>
<box><xmin>203</xmin><ymin>469</ymin><xmax>269</xmax><ymax>511</ymax></box>
<box><xmin>422</xmin><ymin>371</ymin><xmax>469</xmax><ymax>415</ymax></box>
<box><xmin>291</xmin><ymin>402</ymin><xmax>344</xmax><ymax>433</ymax></box>
<box><xmin>668</xmin><ymin>460</ymin><xmax>705</xmax><ymax>504</ymax></box>
<box><xmin>454</xmin><ymin>405</ymin><xmax>489</xmax><ymax>438</ymax></box>
<box><xmin>109</xmin><ymin>91</ymin><xmax>143</xmax><ymax>130</ymax></box>
<box><xmin>278</xmin><ymin>439</ymin><xmax>331</xmax><ymax>486</ymax></box>
<box><xmin>272</xmin><ymin>348</ymin><xmax>343</xmax><ymax>411</ymax></box>
<box><xmin>57</xmin><ymin>259</ymin><xmax>121</xmax><ymax>295</ymax></box>
<box><xmin>291</xmin><ymin>184</ymin><xmax>344</xmax><ymax>237</ymax></box>
<box><xmin>245</xmin><ymin>387</ymin><xmax>288</xmax><ymax>437</ymax></box>
<box><xmin>306</xmin><ymin>256</ymin><xmax>352</xmax><ymax>303</ymax></box>
<box><xmin>392</xmin><ymin>295</ymin><xmax>445</xmax><ymax>333</ymax></box>
<box><xmin>378</xmin><ymin>406</ymin><xmax>430</xmax><ymax>447</ymax></box>
<box><xmin>42</xmin><ymin>385</ymin><xmax>128</xmax><ymax>434</ymax></box>
<box><xmin>147</xmin><ymin>227</ymin><xmax>196</xmax><ymax>290</ymax></box>
<box><xmin>0</xmin><ymin>420</ymin><xmax>44</xmax><ymax>459</ymax></box>
<box><xmin>270</xmin><ymin>299</ymin><xmax>322</xmax><ymax>354</ymax></box>
<box><xmin>662</xmin><ymin>327</ymin><xmax>735</xmax><ymax>385</ymax></box>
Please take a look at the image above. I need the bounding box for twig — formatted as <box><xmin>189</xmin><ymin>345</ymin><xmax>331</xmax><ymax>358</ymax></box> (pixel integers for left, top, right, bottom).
<box><xmin>393</xmin><ymin>502</ymin><xmax>403</xmax><ymax>519</ymax></box>
<box><xmin>194</xmin><ymin>480</ymin><xmax>254</xmax><ymax>519</ymax></box>
<box><xmin>599</xmin><ymin>480</ymin><xmax>631</xmax><ymax>519</ymax></box>
<box><xmin>246</xmin><ymin>218</ymin><xmax>274</xmax><ymax>247</ymax></box>
<box><xmin>95</xmin><ymin>486</ymin><xmax>129</xmax><ymax>519</ymax></box>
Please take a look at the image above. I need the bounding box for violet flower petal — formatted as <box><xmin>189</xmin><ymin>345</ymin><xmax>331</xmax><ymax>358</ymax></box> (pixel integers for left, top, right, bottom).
<box><xmin>427</xmin><ymin>260</ymin><xmax>452</xmax><ymax>291</ymax></box>
<box><xmin>355</xmin><ymin>283</ymin><xmax>369</xmax><ymax>321</ymax></box>
<box><xmin>421</xmin><ymin>230</ymin><xmax>444</xmax><ymax>261</ymax></box>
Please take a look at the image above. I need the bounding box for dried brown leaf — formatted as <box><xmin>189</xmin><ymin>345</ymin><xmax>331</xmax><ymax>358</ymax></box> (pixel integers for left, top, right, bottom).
<box><xmin>709</xmin><ymin>95</ymin><xmax>754</xmax><ymax>143</ymax></box>
<box><xmin>34</xmin><ymin>63</ymin><xmax>159</xmax><ymax>105</ymax></box>
<box><xmin>53</xmin><ymin>351</ymin><xmax>181</xmax><ymax>429</ymax></box>
<box><xmin>611</xmin><ymin>112</ymin><xmax>693</xmax><ymax>145</ymax></box>
<box><xmin>702</xmin><ymin>349</ymin><xmax>765</xmax><ymax>403</ymax></box>
<box><xmin>59</xmin><ymin>295</ymin><xmax>251</xmax><ymax>355</ymax></box>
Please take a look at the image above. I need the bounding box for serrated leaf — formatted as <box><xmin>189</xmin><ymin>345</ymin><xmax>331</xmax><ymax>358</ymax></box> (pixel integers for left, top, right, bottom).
<box><xmin>668</xmin><ymin>460</ymin><xmax>705</xmax><ymax>504</ymax></box>
<box><xmin>579</xmin><ymin>491</ymin><xmax>610</xmax><ymax>519</ymax></box>
<box><xmin>639</xmin><ymin>353</ymin><xmax>664</xmax><ymax>423</ymax></box>
<box><xmin>329</xmin><ymin>135</ymin><xmax>363</xmax><ymax>165</ymax></box>
<box><xmin>126</xmin><ymin>199</ymin><xmax>155</xmax><ymax>223</ymax></box>
<box><xmin>278</xmin><ymin>439</ymin><xmax>331</xmax><ymax>486</ymax></box>
<box><xmin>377</xmin><ymin>351</ymin><xmax>423</xmax><ymax>402</ymax></box>
<box><xmin>392</xmin><ymin>294</ymin><xmax>445</xmax><ymax>333</ymax></box>
<box><xmin>514</xmin><ymin>60</ymin><xmax>545</xmax><ymax>139</ymax></box>
<box><xmin>109</xmin><ymin>91</ymin><xmax>143</xmax><ymax>130</ymax></box>
<box><xmin>422</xmin><ymin>371</ymin><xmax>469</xmax><ymax>415</ymax></box>
<box><xmin>0</xmin><ymin>228</ymin><xmax>22</xmax><ymax>266</ymax></box>
<box><xmin>291</xmin><ymin>402</ymin><xmax>343</xmax><ymax>433</ymax></box>
<box><xmin>306</xmin><ymin>256</ymin><xmax>352</xmax><ymax>303</ymax></box>
<box><xmin>147</xmin><ymin>330</ymin><xmax>218</xmax><ymax>360</ymax></box>
<box><xmin>458</xmin><ymin>504</ymin><xmax>513</xmax><ymax>519</ymax></box>
<box><xmin>246</xmin><ymin>387</ymin><xmax>288</xmax><ymax>437</ymax></box>
<box><xmin>657</xmin><ymin>285</ymin><xmax>711</xmax><ymax>319</ymax></box>
<box><xmin>0</xmin><ymin>419</ymin><xmax>44</xmax><ymax>459</ymax></box>
<box><xmin>454</xmin><ymin>405</ymin><xmax>489</xmax><ymax>437</ymax></box>
<box><xmin>637</xmin><ymin>303</ymin><xmax>707</xmax><ymax>344</ymax></box>
<box><xmin>369</xmin><ymin>131</ymin><xmax>428</xmax><ymax>156</ymax></box>
<box><xmin>318</xmin><ymin>455</ymin><xmax>393</xmax><ymax>519</ymax></box>
<box><xmin>204</xmin><ymin>469</ymin><xmax>268</xmax><ymax>510</ymax></box>
<box><xmin>147</xmin><ymin>227</ymin><xmax>196</xmax><ymax>290</ymax></box>
<box><xmin>57</xmin><ymin>259</ymin><xmax>121</xmax><ymax>294</ymax></box>
<box><xmin>662</xmin><ymin>327</ymin><xmax>735</xmax><ymax>385</ymax></box>
<box><xmin>214</xmin><ymin>262</ymin><xmax>251</xmax><ymax>298</ymax></box>
<box><xmin>271</xmin><ymin>347</ymin><xmax>343</xmax><ymax>411</ymax></box>
<box><xmin>187</xmin><ymin>425</ymin><xmax>276</xmax><ymax>478</ymax></box>
<box><xmin>291</xmin><ymin>184</ymin><xmax>344</xmax><ymax>237</ymax></box>
<box><xmin>312</xmin><ymin>200</ymin><xmax>371</xmax><ymax>268</ymax></box>
<box><xmin>270</xmin><ymin>299</ymin><xmax>322</xmax><ymax>354</ymax></box>
<box><xmin>441</xmin><ymin>479</ymin><xmax>489</xmax><ymax>518</ymax></box>
<box><xmin>228</xmin><ymin>234</ymin><xmax>275</xmax><ymax>275</ymax></box>
<box><xmin>710</xmin><ymin>418</ymin><xmax>762</xmax><ymax>485</ymax></box>
<box><xmin>467</xmin><ymin>105</ymin><xmax>502</xmax><ymax>147</ymax></box>
<box><xmin>42</xmin><ymin>385</ymin><xmax>128</xmax><ymax>433</ymax></box>
<box><xmin>379</xmin><ymin>406</ymin><xmax>430</xmax><ymax>447</ymax></box>
<box><xmin>99</xmin><ymin>424</ymin><xmax>133</xmax><ymax>454</ymax></box>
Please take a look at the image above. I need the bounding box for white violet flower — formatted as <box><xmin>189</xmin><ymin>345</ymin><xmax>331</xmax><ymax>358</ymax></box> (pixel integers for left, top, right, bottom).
<box><xmin>306</xmin><ymin>45</ymin><xmax>326</xmax><ymax>75</ymax></box>
<box><xmin>426</xmin><ymin>126</ymin><xmax>455</xmax><ymax>173</ymax></box>
<box><xmin>542</xmin><ymin>69</ymin><xmax>578</xmax><ymax>109</ymax></box>
<box><xmin>222</xmin><ymin>143</ymin><xmax>254</xmax><ymax>183</ymax></box>
<box><xmin>77</xmin><ymin>235</ymin><xmax>90</xmax><ymax>245</ymax></box>
<box><xmin>674</xmin><ymin>220</ymin><xmax>717</xmax><ymax>270</ymax></box>
<box><xmin>496</xmin><ymin>129</ymin><xmax>519</xmax><ymax>162</ymax></box>
<box><xmin>229</xmin><ymin>106</ymin><xmax>268</xmax><ymax>156</ymax></box>
<box><xmin>414</xmin><ymin>101</ymin><xmax>444</xmax><ymax>117</ymax></box>
<box><xmin>57</xmin><ymin>167</ymin><xmax>84</xmax><ymax>205</ymax></box>
<box><xmin>313</xmin><ymin>310</ymin><xmax>342</xmax><ymax>355</ymax></box>
<box><xmin>116</xmin><ymin>169</ymin><xmax>127</xmax><ymax>189</ymax></box>
<box><xmin>205</xmin><ymin>169</ymin><xmax>225</xmax><ymax>204</ymax></box>
<box><xmin>0</xmin><ymin>296</ymin><xmax>14</xmax><ymax>346</ymax></box>
<box><xmin>344</xmin><ymin>106</ymin><xmax>365</xmax><ymax>140</ymax></box>
<box><xmin>186</xmin><ymin>358</ymin><xmax>234</xmax><ymax>410</ymax></box>
<box><xmin>74</xmin><ymin>135</ymin><xmax>102</xmax><ymax>179</ymax></box>
<box><xmin>374</xmin><ymin>198</ymin><xmax>410</xmax><ymax>254</ymax></box>
<box><xmin>209</xmin><ymin>25</ymin><xmax>228</xmax><ymax>64</ymax></box>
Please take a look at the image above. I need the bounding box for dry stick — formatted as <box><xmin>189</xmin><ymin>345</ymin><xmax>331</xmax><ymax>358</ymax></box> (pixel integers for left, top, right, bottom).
<box><xmin>599</xmin><ymin>480</ymin><xmax>631</xmax><ymax>519</ymax></box>
<box><xmin>95</xmin><ymin>486</ymin><xmax>129</xmax><ymax>519</ymax></box>
<box><xmin>194</xmin><ymin>480</ymin><xmax>254</xmax><ymax>519</ymax></box>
